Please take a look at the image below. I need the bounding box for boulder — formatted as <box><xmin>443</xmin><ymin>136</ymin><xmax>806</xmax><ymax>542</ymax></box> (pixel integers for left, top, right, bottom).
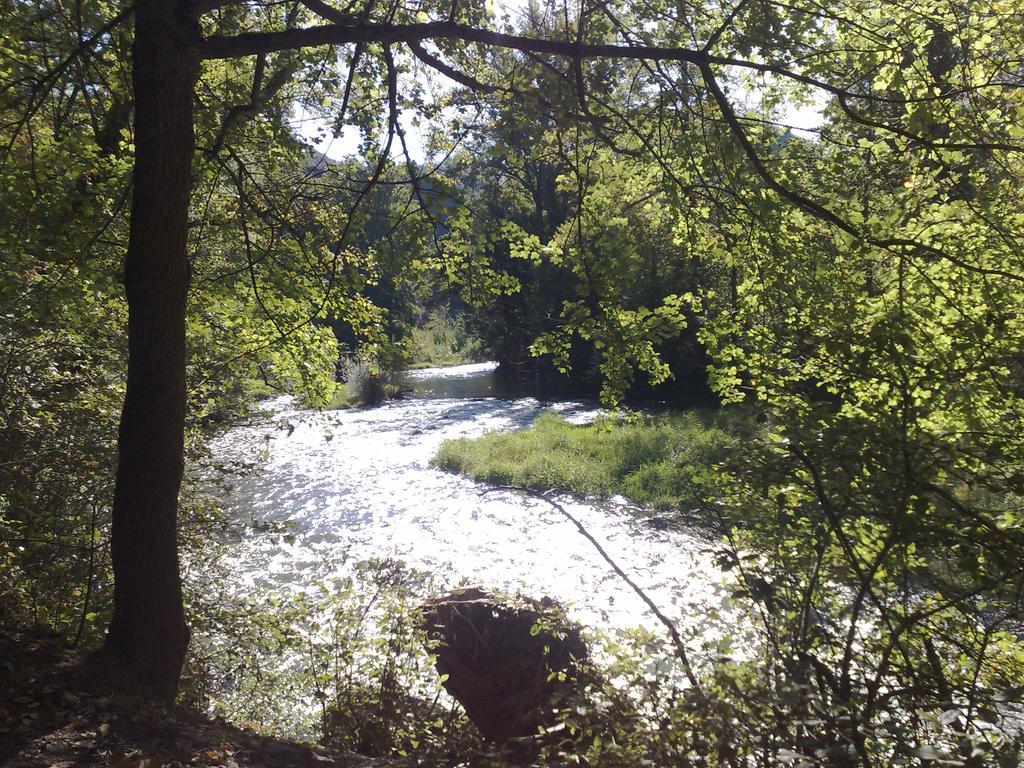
<box><xmin>420</xmin><ymin>588</ymin><xmax>588</xmax><ymax>743</ymax></box>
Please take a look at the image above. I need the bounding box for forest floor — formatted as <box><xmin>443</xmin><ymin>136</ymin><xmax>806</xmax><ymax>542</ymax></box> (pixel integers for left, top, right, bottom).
<box><xmin>0</xmin><ymin>629</ymin><xmax>406</xmax><ymax>768</ymax></box>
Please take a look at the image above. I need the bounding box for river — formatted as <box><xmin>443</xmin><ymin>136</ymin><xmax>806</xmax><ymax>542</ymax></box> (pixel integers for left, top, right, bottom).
<box><xmin>207</xmin><ymin>362</ymin><xmax>733</xmax><ymax>642</ymax></box>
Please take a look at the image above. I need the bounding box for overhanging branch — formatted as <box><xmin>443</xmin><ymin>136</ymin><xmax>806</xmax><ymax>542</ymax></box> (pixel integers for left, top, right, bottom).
<box><xmin>200</xmin><ymin>20</ymin><xmax>977</xmax><ymax>110</ymax></box>
<box><xmin>200</xmin><ymin>21</ymin><xmax>712</xmax><ymax>64</ymax></box>
<box><xmin>298</xmin><ymin>0</ymin><xmax>353</xmax><ymax>24</ymax></box>
<box><xmin>699</xmin><ymin>62</ymin><xmax>1024</xmax><ymax>281</ymax></box>
<box><xmin>200</xmin><ymin>19</ymin><xmax>1023</xmax><ymax>281</ymax></box>
<box><xmin>407</xmin><ymin>39</ymin><xmax>501</xmax><ymax>94</ymax></box>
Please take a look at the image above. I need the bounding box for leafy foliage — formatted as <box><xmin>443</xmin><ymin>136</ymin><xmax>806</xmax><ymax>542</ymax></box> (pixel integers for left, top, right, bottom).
<box><xmin>4</xmin><ymin>0</ymin><xmax>1024</xmax><ymax>762</ymax></box>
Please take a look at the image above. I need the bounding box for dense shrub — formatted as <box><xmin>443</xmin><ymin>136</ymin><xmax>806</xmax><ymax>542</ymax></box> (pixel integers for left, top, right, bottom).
<box><xmin>408</xmin><ymin>311</ymin><xmax>486</xmax><ymax>369</ymax></box>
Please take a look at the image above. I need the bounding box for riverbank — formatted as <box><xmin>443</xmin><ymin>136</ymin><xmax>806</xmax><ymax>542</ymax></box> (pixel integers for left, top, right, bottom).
<box><xmin>433</xmin><ymin>410</ymin><xmax>745</xmax><ymax>527</ymax></box>
<box><xmin>189</xmin><ymin>365</ymin><xmax>742</xmax><ymax>761</ymax></box>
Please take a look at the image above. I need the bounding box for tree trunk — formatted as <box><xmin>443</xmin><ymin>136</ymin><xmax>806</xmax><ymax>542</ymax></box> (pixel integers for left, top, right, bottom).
<box><xmin>104</xmin><ymin>0</ymin><xmax>199</xmax><ymax>701</ymax></box>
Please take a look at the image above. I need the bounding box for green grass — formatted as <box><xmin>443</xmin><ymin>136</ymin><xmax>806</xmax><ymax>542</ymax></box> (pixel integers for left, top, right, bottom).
<box><xmin>433</xmin><ymin>410</ymin><xmax>742</xmax><ymax>516</ymax></box>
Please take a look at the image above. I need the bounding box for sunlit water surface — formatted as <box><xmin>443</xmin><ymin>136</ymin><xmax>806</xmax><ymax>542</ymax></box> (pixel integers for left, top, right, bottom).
<box><xmin>207</xmin><ymin>362</ymin><xmax>733</xmax><ymax>640</ymax></box>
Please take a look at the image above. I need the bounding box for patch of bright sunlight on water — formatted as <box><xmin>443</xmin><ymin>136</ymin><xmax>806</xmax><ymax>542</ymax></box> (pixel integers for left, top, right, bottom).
<box><xmin>206</xmin><ymin>362</ymin><xmax>737</xmax><ymax>648</ymax></box>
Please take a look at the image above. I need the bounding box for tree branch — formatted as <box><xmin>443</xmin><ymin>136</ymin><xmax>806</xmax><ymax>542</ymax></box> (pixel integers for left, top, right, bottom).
<box><xmin>699</xmin><ymin>62</ymin><xmax>858</xmax><ymax>236</ymax></box>
<box><xmin>700</xmin><ymin>62</ymin><xmax>1024</xmax><ymax>281</ymax></box>
<box><xmin>407</xmin><ymin>39</ymin><xmax>500</xmax><ymax>94</ymax></box>
<box><xmin>703</xmin><ymin>0</ymin><xmax>752</xmax><ymax>53</ymax></box>
<box><xmin>206</xmin><ymin>54</ymin><xmax>300</xmax><ymax>156</ymax></box>
<box><xmin>201</xmin><ymin>19</ymin><xmax>984</xmax><ymax>109</ymax></box>
<box><xmin>199</xmin><ymin>18</ymin><xmax>1024</xmax><ymax>284</ymax></box>
<box><xmin>200</xmin><ymin>20</ymin><xmax>712</xmax><ymax>64</ymax></box>
<box><xmin>836</xmin><ymin>93</ymin><xmax>1021</xmax><ymax>153</ymax></box>
<box><xmin>297</xmin><ymin>0</ymin><xmax>353</xmax><ymax>24</ymax></box>
<box><xmin>486</xmin><ymin>485</ymin><xmax>704</xmax><ymax>693</ymax></box>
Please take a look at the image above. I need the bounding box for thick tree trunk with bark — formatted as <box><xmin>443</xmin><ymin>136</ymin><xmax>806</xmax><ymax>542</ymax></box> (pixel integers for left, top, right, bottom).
<box><xmin>104</xmin><ymin>0</ymin><xmax>199</xmax><ymax>700</ymax></box>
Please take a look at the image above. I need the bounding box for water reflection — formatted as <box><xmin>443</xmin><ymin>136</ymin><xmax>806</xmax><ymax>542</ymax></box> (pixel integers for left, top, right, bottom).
<box><xmin>405</xmin><ymin>361</ymin><xmax>545</xmax><ymax>400</ymax></box>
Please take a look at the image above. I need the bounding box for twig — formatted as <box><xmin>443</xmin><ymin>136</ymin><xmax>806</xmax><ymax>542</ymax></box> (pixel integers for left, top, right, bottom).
<box><xmin>482</xmin><ymin>484</ymin><xmax>703</xmax><ymax>692</ymax></box>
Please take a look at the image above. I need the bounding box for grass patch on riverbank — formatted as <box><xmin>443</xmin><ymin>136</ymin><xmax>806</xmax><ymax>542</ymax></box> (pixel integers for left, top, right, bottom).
<box><xmin>434</xmin><ymin>410</ymin><xmax>741</xmax><ymax>516</ymax></box>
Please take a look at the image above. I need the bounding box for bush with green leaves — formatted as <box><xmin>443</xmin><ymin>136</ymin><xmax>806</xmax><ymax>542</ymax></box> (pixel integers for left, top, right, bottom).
<box><xmin>334</xmin><ymin>352</ymin><xmax>408</xmax><ymax>407</ymax></box>
<box><xmin>407</xmin><ymin>311</ymin><xmax>487</xmax><ymax>370</ymax></box>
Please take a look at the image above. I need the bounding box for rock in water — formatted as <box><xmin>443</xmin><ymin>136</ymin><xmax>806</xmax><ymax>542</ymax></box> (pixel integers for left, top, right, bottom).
<box><xmin>421</xmin><ymin>588</ymin><xmax>588</xmax><ymax>742</ymax></box>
